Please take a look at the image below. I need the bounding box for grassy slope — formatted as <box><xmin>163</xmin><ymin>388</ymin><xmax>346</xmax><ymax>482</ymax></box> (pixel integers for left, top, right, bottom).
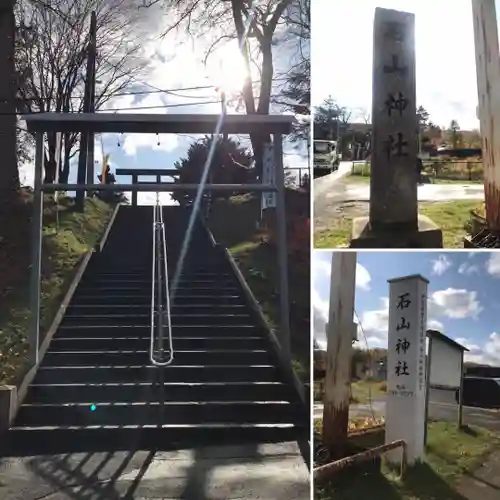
<box><xmin>0</xmin><ymin>192</ymin><xmax>114</xmax><ymax>384</ymax></box>
<box><xmin>316</xmin><ymin>422</ymin><xmax>500</xmax><ymax>500</ymax></box>
<box><xmin>208</xmin><ymin>194</ymin><xmax>310</xmax><ymax>381</ymax></box>
<box><xmin>314</xmin><ymin>200</ymin><xmax>481</xmax><ymax>249</ymax></box>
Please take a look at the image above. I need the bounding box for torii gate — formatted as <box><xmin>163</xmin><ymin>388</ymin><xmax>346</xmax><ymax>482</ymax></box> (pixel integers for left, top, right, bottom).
<box><xmin>22</xmin><ymin>113</ymin><xmax>295</xmax><ymax>380</ymax></box>
<box><xmin>472</xmin><ymin>0</ymin><xmax>500</xmax><ymax>236</ymax></box>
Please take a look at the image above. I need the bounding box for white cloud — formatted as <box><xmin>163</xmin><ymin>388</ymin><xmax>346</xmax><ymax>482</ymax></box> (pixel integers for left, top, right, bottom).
<box><xmin>356</xmin><ymin>263</ymin><xmax>371</xmax><ymax>291</ymax></box>
<box><xmin>312</xmin><ymin>0</ymin><xmax>481</xmax><ymax>128</ymax></box>
<box><xmin>428</xmin><ymin>319</ymin><xmax>444</xmax><ymax>331</ymax></box>
<box><xmin>457</xmin><ymin>333</ymin><xmax>500</xmax><ymax>366</ymax></box>
<box><xmin>458</xmin><ymin>262</ymin><xmax>479</xmax><ymax>275</ymax></box>
<box><xmin>486</xmin><ymin>253</ymin><xmax>500</xmax><ymax>277</ymax></box>
<box><xmin>354</xmin><ymin>287</ymin><xmax>481</xmax><ymax>349</ymax></box>
<box><xmin>431</xmin><ymin>254</ymin><xmax>452</xmax><ymax>276</ymax></box>
<box><xmin>356</xmin><ymin>297</ymin><xmax>390</xmax><ymax>347</ymax></box>
<box><xmin>430</xmin><ymin>288</ymin><xmax>483</xmax><ymax>319</ymax></box>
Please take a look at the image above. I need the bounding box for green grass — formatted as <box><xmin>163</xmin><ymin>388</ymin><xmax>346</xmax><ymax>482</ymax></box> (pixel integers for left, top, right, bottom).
<box><xmin>314</xmin><ymin>200</ymin><xmax>481</xmax><ymax>249</ymax></box>
<box><xmin>0</xmin><ymin>194</ymin><xmax>114</xmax><ymax>385</ymax></box>
<box><xmin>316</xmin><ymin>422</ymin><xmax>500</xmax><ymax>500</ymax></box>
<box><xmin>351</xmin><ymin>379</ymin><xmax>387</xmax><ymax>404</ymax></box>
<box><xmin>208</xmin><ymin>194</ymin><xmax>310</xmax><ymax>381</ymax></box>
<box><xmin>348</xmin><ymin>174</ymin><xmax>482</xmax><ymax>185</ymax></box>
<box><xmin>351</xmin><ymin>160</ymin><xmax>484</xmax><ymax>182</ymax></box>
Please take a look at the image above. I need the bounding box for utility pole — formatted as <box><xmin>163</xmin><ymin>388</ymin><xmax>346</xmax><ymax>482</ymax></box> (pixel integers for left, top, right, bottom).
<box><xmin>221</xmin><ymin>89</ymin><xmax>228</xmax><ymax>140</ymax></box>
<box><xmin>322</xmin><ymin>252</ymin><xmax>358</xmax><ymax>456</ymax></box>
<box><xmin>76</xmin><ymin>11</ymin><xmax>97</xmax><ymax>212</ymax></box>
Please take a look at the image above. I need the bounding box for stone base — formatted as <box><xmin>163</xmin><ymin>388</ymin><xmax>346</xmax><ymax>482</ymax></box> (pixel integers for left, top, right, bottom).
<box><xmin>350</xmin><ymin>215</ymin><xmax>443</xmax><ymax>248</ymax></box>
<box><xmin>0</xmin><ymin>385</ymin><xmax>17</xmax><ymax>433</ymax></box>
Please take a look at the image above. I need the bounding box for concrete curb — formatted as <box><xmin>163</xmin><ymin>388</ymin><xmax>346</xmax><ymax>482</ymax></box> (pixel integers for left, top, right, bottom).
<box><xmin>0</xmin><ymin>385</ymin><xmax>17</xmax><ymax>433</ymax></box>
<box><xmin>95</xmin><ymin>202</ymin><xmax>121</xmax><ymax>252</ymax></box>
<box><xmin>197</xmin><ymin>214</ymin><xmax>310</xmax><ymax>467</ymax></box>
<box><xmin>0</xmin><ymin>202</ymin><xmax>119</xmax><ymax>436</ymax></box>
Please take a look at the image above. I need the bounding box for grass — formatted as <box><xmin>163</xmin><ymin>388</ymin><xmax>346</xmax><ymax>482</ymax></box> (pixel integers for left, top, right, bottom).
<box><xmin>314</xmin><ymin>200</ymin><xmax>482</xmax><ymax>249</ymax></box>
<box><xmin>314</xmin><ymin>416</ymin><xmax>385</xmax><ymax>437</ymax></box>
<box><xmin>351</xmin><ymin>379</ymin><xmax>387</xmax><ymax>404</ymax></box>
<box><xmin>351</xmin><ymin>160</ymin><xmax>484</xmax><ymax>183</ymax></box>
<box><xmin>208</xmin><ymin>193</ymin><xmax>310</xmax><ymax>381</ymax></box>
<box><xmin>316</xmin><ymin>422</ymin><xmax>500</xmax><ymax>500</ymax></box>
<box><xmin>348</xmin><ymin>174</ymin><xmax>482</xmax><ymax>185</ymax></box>
<box><xmin>0</xmin><ymin>192</ymin><xmax>114</xmax><ymax>385</ymax></box>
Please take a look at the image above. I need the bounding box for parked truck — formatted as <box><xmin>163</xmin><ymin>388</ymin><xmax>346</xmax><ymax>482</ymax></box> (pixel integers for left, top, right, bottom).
<box><xmin>313</xmin><ymin>139</ymin><xmax>340</xmax><ymax>175</ymax></box>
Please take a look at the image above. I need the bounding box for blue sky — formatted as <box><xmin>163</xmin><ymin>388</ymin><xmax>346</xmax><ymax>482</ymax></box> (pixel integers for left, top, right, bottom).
<box><xmin>19</xmin><ymin>3</ymin><xmax>308</xmax><ymax>204</ymax></box>
<box><xmin>311</xmin><ymin>0</ymin><xmax>500</xmax><ymax>129</ymax></box>
<box><xmin>313</xmin><ymin>251</ymin><xmax>500</xmax><ymax>366</ymax></box>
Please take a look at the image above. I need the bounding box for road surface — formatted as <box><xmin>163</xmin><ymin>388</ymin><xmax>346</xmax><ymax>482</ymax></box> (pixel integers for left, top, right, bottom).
<box><xmin>314</xmin><ymin>167</ymin><xmax>483</xmax><ymax>205</ymax></box>
<box><xmin>314</xmin><ymin>389</ymin><xmax>500</xmax><ymax>432</ymax></box>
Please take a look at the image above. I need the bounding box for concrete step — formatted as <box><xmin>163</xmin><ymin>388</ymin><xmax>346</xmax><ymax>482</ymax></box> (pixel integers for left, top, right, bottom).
<box><xmin>33</xmin><ymin>365</ymin><xmax>280</xmax><ymax>384</ymax></box>
<box><xmin>42</xmin><ymin>349</ymin><xmax>274</xmax><ymax>366</ymax></box>
<box><xmin>15</xmin><ymin>401</ymin><xmax>301</xmax><ymax>426</ymax></box>
<box><xmin>73</xmin><ymin>286</ymin><xmax>240</xmax><ymax>296</ymax></box>
<box><xmin>79</xmin><ymin>274</ymin><xmax>234</xmax><ymax>281</ymax></box>
<box><xmin>59</xmin><ymin>313</ymin><xmax>254</xmax><ymax>327</ymax></box>
<box><xmin>71</xmin><ymin>294</ymin><xmax>245</xmax><ymax>306</ymax></box>
<box><xmin>25</xmin><ymin>381</ymin><xmax>296</xmax><ymax>404</ymax></box>
<box><xmin>65</xmin><ymin>304</ymin><xmax>248</xmax><ymax>315</ymax></box>
<box><xmin>54</xmin><ymin>324</ymin><xmax>262</xmax><ymax>338</ymax></box>
<box><xmin>3</xmin><ymin>424</ymin><xmax>306</xmax><ymax>455</ymax></box>
<box><xmin>78</xmin><ymin>278</ymin><xmax>238</xmax><ymax>288</ymax></box>
<box><xmin>49</xmin><ymin>336</ymin><xmax>267</xmax><ymax>351</ymax></box>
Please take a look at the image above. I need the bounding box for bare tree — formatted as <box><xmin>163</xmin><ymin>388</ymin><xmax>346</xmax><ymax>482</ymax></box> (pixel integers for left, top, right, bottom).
<box><xmin>276</xmin><ymin>0</ymin><xmax>309</xmax><ymax>143</ymax></box>
<box><xmin>15</xmin><ymin>0</ymin><xmax>147</xmax><ymax>183</ymax></box>
<box><xmin>141</xmin><ymin>0</ymin><xmax>300</xmax><ymax>176</ymax></box>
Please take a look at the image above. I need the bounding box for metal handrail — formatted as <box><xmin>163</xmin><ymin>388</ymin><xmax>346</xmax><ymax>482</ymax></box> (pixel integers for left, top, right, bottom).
<box><xmin>150</xmin><ymin>193</ymin><xmax>174</xmax><ymax>366</ymax></box>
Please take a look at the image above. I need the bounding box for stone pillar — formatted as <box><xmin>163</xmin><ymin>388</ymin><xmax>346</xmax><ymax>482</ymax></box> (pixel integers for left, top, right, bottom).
<box><xmin>385</xmin><ymin>274</ymin><xmax>428</xmax><ymax>465</ymax></box>
<box><xmin>350</xmin><ymin>8</ymin><xmax>442</xmax><ymax>248</ymax></box>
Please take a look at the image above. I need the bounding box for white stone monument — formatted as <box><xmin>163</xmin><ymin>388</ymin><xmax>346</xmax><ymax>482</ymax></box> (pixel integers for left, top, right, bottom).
<box><xmin>385</xmin><ymin>274</ymin><xmax>428</xmax><ymax>464</ymax></box>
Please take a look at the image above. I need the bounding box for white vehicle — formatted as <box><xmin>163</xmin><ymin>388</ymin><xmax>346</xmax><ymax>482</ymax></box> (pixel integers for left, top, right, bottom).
<box><xmin>313</xmin><ymin>140</ymin><xmax>340</xmax><ymax>173</ymax></box>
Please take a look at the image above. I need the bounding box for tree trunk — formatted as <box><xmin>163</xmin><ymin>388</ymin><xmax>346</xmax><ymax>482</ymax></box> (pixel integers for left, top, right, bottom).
<box><xmin>0</xmin><ymin>0</ymin><xmax>19</xmax><ymax>203</ymax></box>
<box><xmin>230</xmin><ymin>0</ymin><xmax>266</xmax><ymax>178</ymax></box>
<box><xmin>60</xmin><ymin>138</ymin><xmax>72</xmax><ymax>183</ymax></box>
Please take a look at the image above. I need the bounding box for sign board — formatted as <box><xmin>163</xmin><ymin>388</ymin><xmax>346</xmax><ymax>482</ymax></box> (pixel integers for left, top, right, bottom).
<box><xmin>54</xmin><ymin>132</ymin><xmax>62</xmax><ymax>202</ymax></box>
<box><xmin>428</xmin><ymin>334</ymin><xmax>463</xmax><ymax>389</ymax></box>
<box><xmin>261</xmin><ymin>142</ymin><xmax>276</xmax><ymax>210</ymax></box>
<box><xmin>385</xmin><ymin>274</ymin><xmax>428</xmax><ymax>464</ymax></box>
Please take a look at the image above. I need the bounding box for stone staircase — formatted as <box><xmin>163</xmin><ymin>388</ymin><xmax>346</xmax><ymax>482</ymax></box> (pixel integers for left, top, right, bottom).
<box><xmin>2</xmin><ymin>205</ymin><xmax>307</xmax><ymax>455</ymax></box>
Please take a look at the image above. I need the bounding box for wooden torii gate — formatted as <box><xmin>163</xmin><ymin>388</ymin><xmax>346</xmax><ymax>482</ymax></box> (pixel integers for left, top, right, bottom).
<box><xmin>471</xmin><ymin>0</ymin><xmax>500</xmax><ymax>243</ymax></box>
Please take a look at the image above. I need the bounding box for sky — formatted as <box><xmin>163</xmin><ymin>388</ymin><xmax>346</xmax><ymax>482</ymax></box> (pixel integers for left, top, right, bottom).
<box><xmin>19</xmin><ymin>2</ymin><xmax>308</xmax><ymax>205</ymax></box>
<box><xmin>313</xmin><ymin>251</ymin><xmax>500</xmax><ymax>367</ymax></box>
<box><xmin>311</xmin><ymin>0</ymin><xmax>500</xmax><ymax>129</ymax></box>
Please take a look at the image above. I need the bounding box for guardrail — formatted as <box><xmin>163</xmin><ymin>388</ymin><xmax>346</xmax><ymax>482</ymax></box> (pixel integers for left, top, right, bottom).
<box><xmin>314</xmin><ymin>439</ymin><xmax>407</xmax><ymax>485</ymax></box>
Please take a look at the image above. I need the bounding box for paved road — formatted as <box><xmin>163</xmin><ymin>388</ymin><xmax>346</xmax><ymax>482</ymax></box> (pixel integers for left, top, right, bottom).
<box><xmin>0</xmin><ymin>442</ymin><xmax>309</xmax><ymax>500</ymax></box>
<box><xmin>314</xmin><ymin>389</ymin><xmax>500</xmax><ymax>432</ymax></box>
<box><xmin>314</xmin><ymin>168</ymin><xmax>483</xmax><ymax>205</ymax></box>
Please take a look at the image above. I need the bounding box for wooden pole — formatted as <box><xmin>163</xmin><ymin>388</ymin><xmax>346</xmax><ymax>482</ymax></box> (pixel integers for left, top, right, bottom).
<box><xmin>76</xmin><ymin>11</ymin><xmax>97</xmax><ymax>211</ymax></box>
<box><xmin>322</xmin><ymin>252</ymin><xmax>357</xmax><ymax>452</ymax></box>
<box><xmin>472</xmin><ymin>0</ymin><xmax>500</xmax><ymax>231</ymax></box>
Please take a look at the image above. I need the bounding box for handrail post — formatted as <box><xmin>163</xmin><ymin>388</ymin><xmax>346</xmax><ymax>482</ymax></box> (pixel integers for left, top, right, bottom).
<box><xmin>132</xmin><ymin>174</ymin><xmax>138</xmax><ymax>206</ymax></box>
<box><xmin>29</xmin><ymin>132</ymin><xmax>45</xmax><ymax>367</ymax></box>
<box><xmin>273</xmin><ymin>134</ymin><xmax>291</xmax><ymax>359</ymax></box>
